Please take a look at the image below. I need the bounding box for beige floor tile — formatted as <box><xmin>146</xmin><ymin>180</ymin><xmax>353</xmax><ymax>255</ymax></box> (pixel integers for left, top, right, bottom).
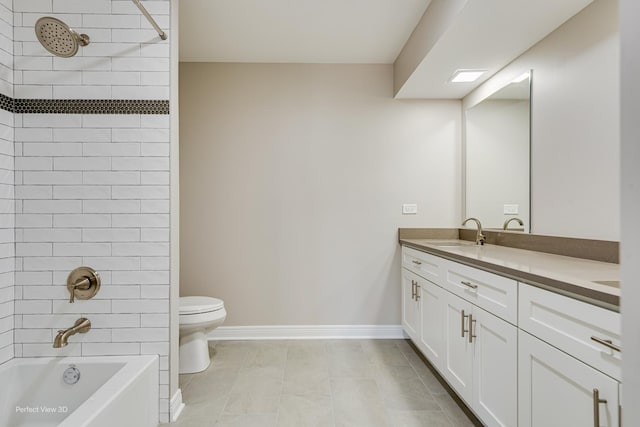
<box><xmin>222</xmin><ymin>375</ymin><xmax>283</xmax><ymax>415</ymax></box>
<box><xmin>276</xmin><ymin>392</ymin><xmax>334</xmax><ymax>427</ymax></box>
<box><xmin>331</xmin><ymin>377</ymin><xmax>389</xmax><ymax>427</ymax></box>
<box><xmin>387</xmin><ymin>410</ymin><xmax>454</xmax><ymax>427</ymax></box>
<box><xmin>432</xmin><ymin>393</ymin><xmax>476</xmax><ymax>427</ymax></box>
<box><xmin>215</xmin><ymin>413</ymin><xmax>278</xmax><ymax>427</ymax></box>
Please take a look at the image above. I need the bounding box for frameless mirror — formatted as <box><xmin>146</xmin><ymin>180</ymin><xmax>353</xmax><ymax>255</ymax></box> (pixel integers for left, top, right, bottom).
<box><xmin>464</xmin><ymin>71</ymin><xmax>531</xmax><ymax>232</ymax></box>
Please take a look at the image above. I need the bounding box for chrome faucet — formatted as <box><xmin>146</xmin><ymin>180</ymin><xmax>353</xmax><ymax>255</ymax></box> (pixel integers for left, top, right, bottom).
<box><xmin>503</xmin><ymin>217</ymin><xmax>524</xmax><ymax>230</ymax></box>
<box><xmin>53</xmin><ymin>318</ymin><xmax>91</xmax><ymax>348</ymax></box>
<box><xmin>462</xmin><ymin>217</ymin><xmax>486</xmax><ymax>245</ymax></box>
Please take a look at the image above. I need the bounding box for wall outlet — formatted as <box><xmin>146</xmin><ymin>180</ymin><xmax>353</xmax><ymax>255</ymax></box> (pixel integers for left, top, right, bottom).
<box><xmin>503</xmin><ymin>204</ymin><xmax>519</xmax><ymax>215</ymax></box>
<box><xmin>402</xmin><ymin>204</ymin><xmax>418</xmax><ymax>215</ymax></box>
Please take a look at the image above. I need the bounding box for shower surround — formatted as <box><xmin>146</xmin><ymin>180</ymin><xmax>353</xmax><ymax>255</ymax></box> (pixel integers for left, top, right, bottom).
<box><xmin>3</xmin><ymin>0</ymin><xmax>174</xmax><ymax>423</ymax></box>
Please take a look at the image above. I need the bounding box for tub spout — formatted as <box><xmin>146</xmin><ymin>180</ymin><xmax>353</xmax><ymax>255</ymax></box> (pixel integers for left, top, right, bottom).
<box><xmin>53</xmin><ymin>318</ymin><xmax>91</xmax><ymax>348</ymax></box>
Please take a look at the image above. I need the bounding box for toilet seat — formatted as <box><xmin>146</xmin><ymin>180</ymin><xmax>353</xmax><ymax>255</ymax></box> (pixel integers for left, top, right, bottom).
<box><xmin>179</xmin><ymin>296</ymin><xmax>224</xmax><ymax>315</ymax></box>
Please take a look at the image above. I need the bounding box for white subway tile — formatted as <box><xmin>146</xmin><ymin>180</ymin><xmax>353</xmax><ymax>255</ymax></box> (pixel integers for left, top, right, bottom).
<box><xmin>52</xmin><ymin>300</ymin><xmax>111</xmax><ymax>314</ymax></box>
<box><xmin>140</xmin><ymin>143</ymin><xmax>169</xmax><ymax>157</ymax></box>
<box><xmin>83</xmin><ymin>14</ymin><xmax>140</xmax><ymax>29</ymax></box>
<box><xmin>54</xmin><ymin>157</ymin><xmax>111</xmax><ymax>171</ymax></box>
<box><xmin>95</xmin><ymin>285</ymin><xmax>139</xmax><ymax>300</ymax></box>
<box><xmin>53</xmin><ymin>242</ymin><xmax>111</xmax><ymax>256</ymax></box>
<box><xmin>82</xmin><ymin>342</ymin><xmax>140</xmax><ymax>356</ymax></box>
<box><xmin>141</xmin><ymin>171</ymin><xmax>169</xmax><ymax>185</ymax></box>
<box><xmin>140</xmin><ymin>115</ymin><xmax>169</xmax><ymax>129</ymax></box>
<box><xmin>53</xmin><ymin>0</ymin><xmax>111</xmax><ymax>14</ymax></box>
<box><xmin>23</xmin><ymin>70</ymin><xmax>82</xmax><ymax>85</ymax></box>
<box><xmin>23</xmin><ymin>199</ymin><xmax>82</xmax><ymax>213</ymax></box>
<box><xmin>141</xmin><ymin>314</ymin><xmax>169</xmax><ymax>328</ymax></box>
<box><xmin>83</xmin><ymin>171</ymin><xmax>140</xmax><ymax>185</ymax></box>
<box><xmin>141</xmin><ymin>228</ymin><xmax>169</xmax><ymax>242</ymax></box>
<box><xmin>112</xmin><ymin>213</ymin><xmax>168</xmax><ymax>228</ymax></box>
<box><xmin>141</xmin><ymin>285</ymin><xmax>169</xmax><ymax>299</ymax></box>
<box><xmin>22</xmin><ymin>256</ymin><xmax>81</xmax><ymax>271</ymax></box>
<box><xmin>112</xmin><ymin>85</ymin><xmax>169</xmax><ymax>99</ymax></box>
<box><xmin>15</xmin><ymin>300</ymin><xmax>52</xmax><ymax>314</ymax></box>
<box><xmin>53</xmin><ymin>56</ymin><xmax>111</xmax><ymax>71</ymax></box>
<box><xmin>113</xmin><ymin>128</ymin><xmax>169</xmax><ymax>142</ymax></box>
<box><xmin>15</xmin><ymin>186</ymin><xmax>53</xmax><ymax>199</ymax></box>
<box><xmin>90</xmin><ymin>314</ymin><xmax>140</xmax><ymax>329</ymax></box>
<box><xmin>112</xmin><ymin>242</ymin><xmax>168</xmax><ymax>256</ymax></box>
<box><xmin>23</xmin><ymin>343</ymin><xmax>81</xmax><ymax>357</ymax></box>
<box><xmin>82</xmin><ymin>115</ymin><xmax>140</xmax><ymax>128</ymax></box>
<box><xmin>112</xmin><ymin>29</ymin><xmax>160</xmax><ymax>43</ymax></box>
<box><xmin>112</xmin><ymin>327</ymin><xmax>168</xmax><ymax>342</ymax></box>
<box><xmin>82</xmin><ymin>71</ymin><xmax>140</xmax><ymax>86</ymax></box>
<box><xmin>111</xmin><ymin>270</ymin><xmax>168</xmax><ymax>285</ymax></box>
<box><xmin>112</xmin><ymin>57</ymin><xmax>169</xmax><ymax>72</ymax></box>
<box><xmin>16</xmin><ymin>243</ymin><xmax>52</xmax><ymax>257</ymax></box>
<box><xmin>15</xmin><ymin>329</ymin><xmax>52</xmax><ymax>343</ymax></box>
<box><xmin>14</xmin><ymin>128</ymin><xmax>53</xmax><ymax>142</ymax></box>
<box><xmin>0</xmin><ymin>300</ymin><xmax>13</xmax><ymax>318</ymax></box>
<box><xmin>83</xmin><ymin>142</ymin><xmax>140</xmax><ymax>157</ymax></box>
<box><xmin>81</xmin><ymin>256</ymin><xmax>140</xmax><ymax>271</ymax></box>
<box><xmin>83</xmin><ymin>199</ymin><xmax>140</xmax><ymax>213</ymax></box>
<box><xmin>24</xmin><ymin>114</ymin><xmax>82</xmax><ymax>128</ymax></box>
<box><xmin>15</xmin><ymin>157</ymin><xmax>53</xmax><ymax>170</ymax></box>
<box><xmin>112</xmin><ymin>185</ymin><xmax>168</xmax><ymax>200</ymax></box>
<box><xmin>23</xmin><ymin>143</ymin><xmax>83</xmax><ymax>157</ymax></box>
<box><xmin>53</xmin><ymin>85</ymin><xmax>112</xmax><ymax>99</ymax></box>
<box><xmin>54</xmin><ymin>128</ymin><xmax>111</xmax><ymax>142</ymax></box>
<box><xmin>53</xmin><ymin>185</ymin><xmax>111</xmax><ymax>199</ymax></box>
<box><xmin>15</xmin><ymin>214</ymin><xmax>53</xmax><ymax>228</ymax></box>
<box><xmin>23</xmin><ymin>171</ymin><xmax>82</xmax><ymax>185</ymax></box>
<box><xmin>142</xmin><ymin>200</ymin><xmax>169</xmax><ymax>214</ymax></box>
<box><xmin>140</xmin><ymin>72</ymin><xmax>169</xmax><ymax>86</ymax></box>
<box><xmin>23</xmin><ymin>228</ymin><xmax>82</xmax><ymax>242</ymax></box>
<box><xmin>54</xmin><ymin>213</ymin><xmax>111</xmax><ymax>228</ymax></box>
<box><xmin>15</xmin><ymin>271</ymin><xmax>53</xmax><ymax>286</ymax></box>
<box><xmin>22</xmin><ymin>313</ymin><xmax>79</xmax><ymax>328</ymax></box>
<box><xmin>83</xmin><ymin>228</ymin><xmax>140</xmax><ymax>242</ymax></box>
<box><xmin>14</xmin><ymin>56</ymin><xmax>52</xmax><ymax>70</ymax></box>
<box><xmin>14</xmin><ymin>85</ymin><xmax>53</xmax><ymax>99</ymax></box>
<box><xmin>22</xmin><ymin>285</ymin><xmax>66</xmax><ymax>300</ymax></box>
<box><xmin>112</xmin><ymin>299</ymin><xmax>168</xmax><ymax>314</ymax></box>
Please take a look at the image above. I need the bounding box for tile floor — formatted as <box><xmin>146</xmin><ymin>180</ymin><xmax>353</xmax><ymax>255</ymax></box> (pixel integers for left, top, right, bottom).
<box><xmin>168</xmin><ymin>339</ymin><xmax>478</xmax><ymax>427</ymax></box>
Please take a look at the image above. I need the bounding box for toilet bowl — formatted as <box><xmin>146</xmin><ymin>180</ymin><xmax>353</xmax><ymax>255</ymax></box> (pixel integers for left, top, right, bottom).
<box><xmin>179</xmin><ymin>296</ymin><xmax>226</xmax><ymax>374</ymax></box>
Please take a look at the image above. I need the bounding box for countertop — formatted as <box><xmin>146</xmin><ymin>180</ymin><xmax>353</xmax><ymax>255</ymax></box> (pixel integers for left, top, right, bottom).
<box><xmin>400</xmin><ymin>238</ymin><xmax>620</xmax><ymax>311</ymax></box>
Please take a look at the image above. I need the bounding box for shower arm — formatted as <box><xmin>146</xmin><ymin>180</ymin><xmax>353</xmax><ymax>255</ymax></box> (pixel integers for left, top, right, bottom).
<box><xmin>131</xmin><ymin>0</ymin><xmax>167</xmax><ymax>40</ymax></box>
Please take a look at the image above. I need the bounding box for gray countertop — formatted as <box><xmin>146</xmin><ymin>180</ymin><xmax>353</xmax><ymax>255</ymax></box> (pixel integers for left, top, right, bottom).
<box><xmin>400</xmin><ymin>238</ymin><xmax>620</xmax><ymax>311</ymax></box>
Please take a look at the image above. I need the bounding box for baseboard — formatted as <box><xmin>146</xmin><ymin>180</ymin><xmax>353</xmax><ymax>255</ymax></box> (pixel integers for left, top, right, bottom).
<box><xmin>207</xmin><ymin>325</ymin><xmax>407</xmax><ymax>340</ymax></box>
<box><xmin>170</xmin><ymin>388</ymin><xmax>185</xmax><ymax>422</ymax></box>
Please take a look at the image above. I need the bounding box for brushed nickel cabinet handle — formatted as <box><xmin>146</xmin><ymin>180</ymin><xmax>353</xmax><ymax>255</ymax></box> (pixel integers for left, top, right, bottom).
<box><xmin>591</xmin><ymin>336</ymin><xmax>622</xmax><ymax>353</ymax></box>
<box><xmin>461</xmin><ymin>310</ymin><xmax>469</xmax><ymax>338</ymax></box>
<box><xmin>461</xmin><ymin>280</ymin><xmax>478</xmax><ymax>290</ymax></box>
<box><xmin>411</xmin><ymin>280</ymin><xmax>416</xmax><ymax>300</ymax></box>
<box><xmin>415</xmin><ymin>284</ymin><xmax>420</xmax><ymax>301</ymax></box>
<box><xmin>469</xmin><ymin>314</ymin><xmax>477</xmax><ymax>343</ymax></box>
<box><xmin>412</xmin><ymin>260</ymin><xmax>422</xmax><ymax>265</ymax></box>
<box><xmin>593</xmin><ymin>388</ymin><xmax>607</xmax><ymax>427</ymax></box>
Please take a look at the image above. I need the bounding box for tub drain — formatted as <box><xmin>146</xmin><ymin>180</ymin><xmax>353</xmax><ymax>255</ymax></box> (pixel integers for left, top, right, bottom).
<box><xmin>63</xmin><ymin>365</ymin><xmax>81</xmax><ymax>385</ymax></box>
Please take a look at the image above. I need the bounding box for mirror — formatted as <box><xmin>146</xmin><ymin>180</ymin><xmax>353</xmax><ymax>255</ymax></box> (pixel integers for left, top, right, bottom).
<box><xmin>464</xmin><ymin>71</ymin><xmax>531</xmax><ymax>232</ymax></box>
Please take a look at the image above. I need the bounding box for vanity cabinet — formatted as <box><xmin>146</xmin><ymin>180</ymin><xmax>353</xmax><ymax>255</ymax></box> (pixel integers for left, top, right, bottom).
<box><xmin>400</xmin><ymin>244</ymin><xmax>620</xmax><ymax>427</ymax></box>
<box><xmin>519</xmin><ymin>330</ymin><xmax>619</xmax><ymax>427</ymax></box>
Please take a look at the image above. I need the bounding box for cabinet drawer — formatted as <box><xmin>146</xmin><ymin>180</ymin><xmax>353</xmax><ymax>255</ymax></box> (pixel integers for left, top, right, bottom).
<box><xmin>442</xmin><ymin>259</ymin><xmax>518</xmax><ymax>324</ymax></box>
<box><xmin>401</xmin><ymin>246</ymin><xmax>442</xmax><ymax>283</ymax></box>
<box><xmin>519</xmin><ymin>283</ymin><xmax>621</xmax><ymax>380</ymax></box>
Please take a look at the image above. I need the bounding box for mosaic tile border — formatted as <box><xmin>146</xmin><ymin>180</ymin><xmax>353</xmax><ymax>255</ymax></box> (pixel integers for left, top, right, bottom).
<box><xmin>0</xmin><ymin>93</ymin><xmax>169</xmax><ymax>114</ymax></box>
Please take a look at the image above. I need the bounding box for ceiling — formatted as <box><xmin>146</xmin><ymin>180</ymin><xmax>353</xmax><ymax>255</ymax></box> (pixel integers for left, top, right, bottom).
<box><xmin>179</xmin><ymin>0</ymin><xmax>432</xmax><ymax>63</ymax></box>
<box><xmin>179</xmin><ymin>0</ymin><xmax>595</xmax><ymax>98</ymax></box>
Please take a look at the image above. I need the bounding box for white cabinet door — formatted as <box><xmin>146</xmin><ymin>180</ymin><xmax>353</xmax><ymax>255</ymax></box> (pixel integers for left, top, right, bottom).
<box><xmin>401</xmin><ymin>268</ymin><xmax>420</xmax><ymax>341</ymax></box>
<box><xmin>418</xmin><ymin>279</ymin><xmax>445</xmax><ymax>372</ymax></box>
<box><xmin>519</xmin><ymin>330</ymin><xmax>620</xmax><ymax>427</ymax></box>
<box><xmin>472</xmin><ymin>307</ymin><xmax>518</xmax><ymax>427</ymax></box>
<box><xmin>442</xmin><ymin>290</ymin><xmax>474</xmax><ymax>404</ymax></box>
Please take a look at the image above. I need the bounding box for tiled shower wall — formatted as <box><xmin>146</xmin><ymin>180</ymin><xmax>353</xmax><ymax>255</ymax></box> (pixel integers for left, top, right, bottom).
<box><xmin>11</xmin><ymin>0</ymin><xmax>172</xmax><ymax>421</ymax></box>
<box><xmin>0</xmin><ymin>0</ymin><xmax>14</xmax><ymax>366</ymax></box>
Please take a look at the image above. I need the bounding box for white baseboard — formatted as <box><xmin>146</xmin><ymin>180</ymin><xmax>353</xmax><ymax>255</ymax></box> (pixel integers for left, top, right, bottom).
<box><xmin>170</xmin><ymin>388</ymin><xmax>185</xmax><ymax>422</ymax></box>
<box><xmin>207</xmin><ymin>325</ymin><xmax>407</xmax><ymax>340</ymax></box>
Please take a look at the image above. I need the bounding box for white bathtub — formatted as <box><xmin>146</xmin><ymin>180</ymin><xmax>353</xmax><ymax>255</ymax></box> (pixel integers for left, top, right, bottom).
<box><xmin>0</xmin><ymin>355</ymin><xmax>158</xmax><ymax>427</ymax></box>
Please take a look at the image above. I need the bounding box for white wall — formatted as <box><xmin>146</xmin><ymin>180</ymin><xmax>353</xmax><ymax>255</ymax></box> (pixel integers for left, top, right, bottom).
<box><xmin>179</xmin><ymin>63</ymin><xmax>461</xmax><ymax>327</ymax></box>
<box><xmin>620</xmin><ymin>0</ymin><xmax>640</xmax><ymax>425</ymax></box>
<box><xmin>12</xmin><ymin>1</ymin><xmax>172</xmax><ymax>422</ymax></box>
<box><xmin>465</xmin><ymin>99</ymin><xmax>530</xmax><ymax>230</ymax></box>
<box><xmin>463</xmin><ymin>0</ymin><xmax>619</xmax><ymax>240</ymax></box>
<box><xmin>0</xmin><ymin>0</ymin><xmax>13</xmax><ymax>366</ymax></box>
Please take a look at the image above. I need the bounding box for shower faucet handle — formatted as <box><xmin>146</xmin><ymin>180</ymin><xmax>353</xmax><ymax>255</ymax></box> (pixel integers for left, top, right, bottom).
<box><xmin>67</xmin><ymin>267</ymin><xmax>101</xmax><ymax>303</ymax></box>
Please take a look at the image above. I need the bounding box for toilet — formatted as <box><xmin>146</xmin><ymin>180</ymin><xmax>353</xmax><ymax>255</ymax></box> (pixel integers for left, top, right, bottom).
<box><xmin>179</xmin><ymin>296</ymin><xmax>226</xmax><ymax>374</ymax></box>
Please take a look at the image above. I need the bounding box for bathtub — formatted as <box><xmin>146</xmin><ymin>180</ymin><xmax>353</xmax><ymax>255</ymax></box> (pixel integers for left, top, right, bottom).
<box><xmin>0</xmin><ymin>355</ymin><xmax>158</xmax><ymax>427</ymax></box>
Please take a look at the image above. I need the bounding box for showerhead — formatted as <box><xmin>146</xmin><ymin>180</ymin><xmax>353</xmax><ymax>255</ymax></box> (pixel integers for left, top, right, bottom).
<box><xmin>35</xmin><ymin>17</ymin><xmax>90</xmax><ymax>58</ymax></box>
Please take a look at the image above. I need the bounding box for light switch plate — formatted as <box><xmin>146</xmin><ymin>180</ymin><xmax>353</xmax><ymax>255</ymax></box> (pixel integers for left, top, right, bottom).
<box><xmin>402</xmin><ymin>204</ymin><xmax>418</xmax><ymax>215</ymax></box>
<box><xmin>503</xmin><ymin>204</ymin><xmax>519</xmax><ymax>215</ymax></box>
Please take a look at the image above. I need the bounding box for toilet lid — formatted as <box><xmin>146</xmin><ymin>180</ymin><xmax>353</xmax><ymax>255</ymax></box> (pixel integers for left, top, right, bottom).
<box><xmin>179</xmin><ymin>296</ymin><xmax>224</xmax><ymax>314</ymax></box>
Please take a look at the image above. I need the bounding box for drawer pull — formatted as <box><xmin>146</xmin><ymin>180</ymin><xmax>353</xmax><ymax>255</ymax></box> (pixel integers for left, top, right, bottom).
<box><xmin>460</xmin><ymin>280</ymin><xmax>478</xmax><ymax>290</ymax></box>
<box><xmin>461</xmin><ymin>310</ymin><xmax>469</xmax><ymax>338</ymax></box>
<box><xmin>593</xmin><ymin>388</ymin><xmax>607</xmax><ymax>427</ymax></box>
<box><xmin>415</xmin><ymin>284</ymin><xmax>421</xmax><ymax>301</ymax></box>
<box><xmin>411</xmin><ymin>280</ymin><xmax>416</xmax><ymax>300</ymax></box>
<box><xmin>412</xmin><ymin>260</ymin><xmax>422</xmax><ymax>265</ymax></box>
<box><xmin>590</xmin><ymin>336</ymin><xmax>621</xmax><ymax>353</ymax></box>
